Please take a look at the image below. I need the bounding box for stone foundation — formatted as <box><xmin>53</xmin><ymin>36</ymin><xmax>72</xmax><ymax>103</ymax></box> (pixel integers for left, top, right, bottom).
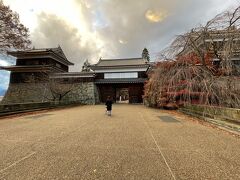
<box><xmin>1</xmin><ymin>82</ymin><xmax>100</xmax><ymax>105</ymax></box>
<box><xmin>180</xmin><ymin>105</ymin><xmax>240</xmax><ymax>125</ymax></box>
<box><xmin>62</xmin><ymin>82</ymin><xmax>99</xmax><ymax>105</ymax></box>
<box><xmin>2</xmin><ymin>83</ymin><xmax>52</xmax><ymax>104</ymax></box>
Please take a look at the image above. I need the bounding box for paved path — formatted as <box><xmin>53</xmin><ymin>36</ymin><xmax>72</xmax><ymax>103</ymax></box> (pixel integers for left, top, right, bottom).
<box><xmin>0</xmin><ymin>104</ymin><xmax>239</xmax><ymax>179</ymax></box>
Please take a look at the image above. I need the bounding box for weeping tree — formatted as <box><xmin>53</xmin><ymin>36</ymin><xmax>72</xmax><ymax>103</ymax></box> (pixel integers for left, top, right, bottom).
<box><xmin>0</xmin><ymin>0</ymin><xmax>31</xmax><ymax>53</ymax></box>
<box><xmin>145</xmin><ymin>6</ymin><xmax>240</xmax><ymax>109</ymax></box>
<box><xmin>144</xmin><ymin>54</ymin><xmax>240</xmax><ymax>109</ymax></box>
<box><xmin>161</xmin><ymin>6</ymin><xmax>240</xmax><ymax>75</ymax></box>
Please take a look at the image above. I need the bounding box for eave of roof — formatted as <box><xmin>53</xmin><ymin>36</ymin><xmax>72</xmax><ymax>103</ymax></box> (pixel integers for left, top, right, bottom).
<box><xmin>48</xmin><ymin>48</ymin><xmax>74</xmax><ymax>65</ymax></box>
<box><xmin>94</xmin><ymin>78</ymin><xmax>147</xmax><ymax>84</ymax></box>
<box><xmin>90</xmin><ymin>64</ymin><xmax>150</xmax><ymax>70</ymax></box>
<box><xmin>0</xmin><ymin>65</ymin><xmax>69</xmax><ymax>73</ymax></box>
<box><xmin>93</xmin><ymin>57</ymin><xmax>149</xmax><ymax>67</ymax></box>
<box><xmin>7</xmin><ymin>47</ymin><xmax>74</xmax><ymax>66</ymax></box>
<box><xmin>0</xmin><ymin>65</ymin><xmax>52</xmax><ymax>72</ymax></box>
<box><xmin>50</xmin><ymin>72</ymin><xmax>95</xmax><ymax>78</ymax></box>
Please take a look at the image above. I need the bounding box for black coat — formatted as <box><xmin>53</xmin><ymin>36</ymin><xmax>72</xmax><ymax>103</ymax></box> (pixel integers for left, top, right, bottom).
<box><xmin>105</xmin><ymin>100</ymin><xmax>113</xmax><ymax>111</ymax></box>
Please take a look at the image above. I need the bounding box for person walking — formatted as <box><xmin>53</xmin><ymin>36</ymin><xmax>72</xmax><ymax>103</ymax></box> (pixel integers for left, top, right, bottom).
<box><xmin>105</xmin><ymin>96</ymin><xmax>113</xmax><ymax>116</ymax></box>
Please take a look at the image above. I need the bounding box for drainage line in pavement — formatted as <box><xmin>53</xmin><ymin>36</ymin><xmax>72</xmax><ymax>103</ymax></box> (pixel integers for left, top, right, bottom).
<box><xmin>0</xmin><ymin>152</ymin><xmax>36</xmax><ymax>174</ymax></box>
<box><xmin>139</xmin><ymin>112</ymin><xmax>176</xmax><ymax>180</ymax></box>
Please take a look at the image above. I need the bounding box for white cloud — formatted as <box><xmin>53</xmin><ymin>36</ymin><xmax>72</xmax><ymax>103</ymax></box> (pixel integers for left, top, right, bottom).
<box><xmin>145</xmin><ymin>10</ymin><xmax>168</xmax><ymax>23</ymax></box>
<box><xmin>0</xmin><ymin>60</ymin><xmax>9</xmax><ymax>66</ymax></box>
<box><xmin>31</xmin><ymin>13</ymin><xmax>101</xmax><ymax>71</ymax></box>
<box><xmin>0</xmin><ymin>0</ymin><xmax>238</xmax><ymax>92</ymax></box>
<box><xmin>3</xmin><ymin>0</ymin><xmax>238</xmax><ymax>67</ymax></box>
<box><xmin>119</xmin><ymin>39</ymin><xmax>128</xmax><ymax>44</ymax></box>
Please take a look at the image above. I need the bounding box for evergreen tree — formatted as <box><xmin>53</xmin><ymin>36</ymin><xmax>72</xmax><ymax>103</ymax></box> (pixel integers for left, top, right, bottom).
<box><xmin>82</xmin><ymin>59</ymin><xmax>90</xmax><ymax>72</ymax></box>
<box><xmin>142</xmin><ymin>48</ymin><xmax>150</xmax><ymax>62</ymax></box>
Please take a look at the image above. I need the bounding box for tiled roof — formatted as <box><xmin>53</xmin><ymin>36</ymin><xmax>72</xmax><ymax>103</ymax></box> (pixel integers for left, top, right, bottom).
<box><xmin>7</xmin><ymin>46</ymin><xmax>74</xmax><ymax>66</ymax></box>
<box><xmin>94</xmin><ymin>58</ymin><xmax>148</xmax><ymax>67</ymax></box>
<box><xmin>51</xmin><ymin>47</ymin><xmax>68</xmax><ymax>60</ymax></box>
<box><xmin>94</xmin><ymin>78</ymin><xmax>147</xmax><ymax>84</ymax></box>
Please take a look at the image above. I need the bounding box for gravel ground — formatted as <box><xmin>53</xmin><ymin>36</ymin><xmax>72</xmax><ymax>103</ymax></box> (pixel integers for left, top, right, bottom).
<box><xmin>0</xmin><ymin>104</ymin><xmax>239</xmax><ymax>180</ymax></box>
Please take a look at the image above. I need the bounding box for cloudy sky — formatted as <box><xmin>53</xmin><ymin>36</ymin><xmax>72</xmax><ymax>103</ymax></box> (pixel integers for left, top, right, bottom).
<box><xmin>0</xmin><ymin>0</ymin><xmax>239</xmax><ymax>92</ymax></box>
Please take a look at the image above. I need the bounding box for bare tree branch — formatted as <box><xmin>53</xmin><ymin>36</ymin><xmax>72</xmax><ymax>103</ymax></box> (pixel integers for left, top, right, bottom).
<box><xmin>146</xmin><ymin>6</ymin><xmax>240</xmax><ymax>110</ymax></box>
<box><xmin>0</xmin><ymin>0</ymin><xmax>31</xmax><ymax>53</ymax></box>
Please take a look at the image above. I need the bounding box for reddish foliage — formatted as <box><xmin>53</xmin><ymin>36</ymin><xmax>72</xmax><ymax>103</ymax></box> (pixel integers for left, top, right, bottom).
<box><xmin>144</xmin><ymin>52</ymin><xmax>226</xmax><ymax>108</ymax></box>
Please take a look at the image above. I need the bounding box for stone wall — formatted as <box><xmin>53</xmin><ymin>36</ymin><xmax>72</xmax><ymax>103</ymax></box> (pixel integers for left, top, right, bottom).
<box><xmin>60</xmin><ymin>82</ymin><xmax>98</xmax><ymax>105</ymax></box>
<box><xmin>94</xmin><ymin>84</ymin><xmax>100</xmax><ymax>104</ymax></box>
<box><xmin>180</xmin><ymin>105</ymin><xmax>240</xmax><ymax>124</ymax></box>
<box><xmin>1</xmin><ymin>83</ymin><xmax>52</xmax><ymax>104</ymax></box>
<box><xmin>1</xmin><ymin>82</ymin><xmax>100</xmax><ymax>105</ymax></box>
